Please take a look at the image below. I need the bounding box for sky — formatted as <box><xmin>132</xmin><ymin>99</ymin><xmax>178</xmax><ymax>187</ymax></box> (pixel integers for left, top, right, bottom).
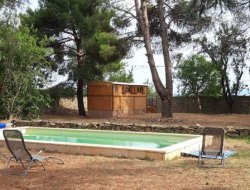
<box><xmin>28</xmin><ymin>0</ymin><xmax>250</xmax><ymax>96</ymax></box>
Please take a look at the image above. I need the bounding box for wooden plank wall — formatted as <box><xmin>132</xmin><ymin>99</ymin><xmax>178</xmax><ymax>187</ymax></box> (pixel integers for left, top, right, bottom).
<box><xmin>88</xmin><ymin>82</ymin><xmax>147</xmax><ymax>117</ymax></box>
<box><xmin>88</xmin><ymin>83</ymin><xmax>113</xmax><ymax>111</ymax></box>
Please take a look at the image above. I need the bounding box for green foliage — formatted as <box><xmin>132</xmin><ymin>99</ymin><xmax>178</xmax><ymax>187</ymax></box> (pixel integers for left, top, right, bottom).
<box><xmin>0</xmin><ymin>26</ymin><xmax>51</xmax><ymax>119</ymax></box>
<box><xmin>21</xmin><ymin>0</ymin><xmax>134</xmax><ymax>116</ymax></box>
<box><xmin>46</xmin><ymin>82</ymin><xmax>76</xmax><ymax>108</ymax></box>
<box><xmin>21</xmin><ymin>0</ymin><xmax>132</xmax><ymax>90</ymax></box>
<box><xmin>21</xmin><ymin>0</ymin><xmax>129</xmax><ymax>75</ymax></box>
<box><xmin>199</xmin><ymin>20</ymin><xmax>250</xmax><ymax>111</ymax></box>
<box><xmin>140</xmin><ymin>0</ymin><xmax>244</xmax><ymax>50</ymax></box>
<box><xmin>85</xmin><ymin>31</ymin><xmax>125</xmax><ymax>65</ymax></box>
<box><xmin>101</xmin><ymin>61</ymin><xmax>134</xmax><ymax>83</ymax></box>
<box><xmin>176</xmin><ymin>54</ymin><xmax>221</xmax><ymax>97</ymax></box>
<box><xmin>137</xmin><ymin>1</ymin><xmax>213</xmax><ymax>48</ymax></box>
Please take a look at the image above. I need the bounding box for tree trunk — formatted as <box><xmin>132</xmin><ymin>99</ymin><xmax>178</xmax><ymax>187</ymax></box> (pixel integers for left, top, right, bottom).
<box><xmin>134</xmin><ymin>0</ymin><xmax>173</xmax><ymax>118</ymax></box>
<box><xmin>76</xmin><ymin>37</ymin><xmax>87</xmax><ymax>116</ymax></box>
<box><xmin>221</xmin><ymin>74</ymin><xmax>234</xmax><ymax>114</ymax></box>
<box><xmin>196</xmin><ymin>94</ymin><xmax>202</xmax><ymax>112</ymax></box>
<box><xmin>77</xmin><ymin>78</ymin><xmax>86</xmax><ymax>116</ymax></box>
<box><xmin>162</xmin><ymin>97</ymin><xmax>172</xmax><ymax>117</ymax></box>
<box><xmin>157</xmin><ymin>0</ymin><xmax>173</xmax><ymax>117</ymax></box>
<box><xmin>224</xmin><ymin>93</ymin><xmax>234</xmax><ymax>113</ymax></box>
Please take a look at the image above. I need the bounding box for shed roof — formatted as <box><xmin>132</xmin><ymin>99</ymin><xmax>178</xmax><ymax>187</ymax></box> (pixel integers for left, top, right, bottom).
<box><xmin>111</xmin><ymin>82</ymin><xmax>148</xmax><ymax>86</ymax></box>
<box><xmin>88</xmin><ymin>81</ymin><xmax>148</xmax><ymax>86</ymax></box>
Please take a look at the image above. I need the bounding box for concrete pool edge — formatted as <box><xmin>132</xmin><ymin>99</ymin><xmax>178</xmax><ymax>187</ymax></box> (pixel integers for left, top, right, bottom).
<box><xmin>0</xmin><ymin>127</ymin><xmax>202</xmax><ymax>161</ymax></box>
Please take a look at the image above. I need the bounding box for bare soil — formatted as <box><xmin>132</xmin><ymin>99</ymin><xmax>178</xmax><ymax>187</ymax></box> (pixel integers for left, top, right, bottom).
<box><xmin>42</xmin><ymin>113</ymin><xmax>250</xmax><ymax>128</ymax></box>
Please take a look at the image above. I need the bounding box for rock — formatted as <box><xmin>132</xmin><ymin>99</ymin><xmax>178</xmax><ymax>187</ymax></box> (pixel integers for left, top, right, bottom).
<box><xmin>14</xmin><ymin>119</ymin><xmax>250</xmax><ymax>137</ymax></box>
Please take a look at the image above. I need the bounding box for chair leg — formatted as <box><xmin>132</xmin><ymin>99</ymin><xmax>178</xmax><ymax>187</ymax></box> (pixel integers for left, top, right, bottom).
<box><xmin>24</xmin><ymin>159</ymin><xmax>45</xmax><ymax>175</ymax></box>
<box><xmin>5</xmin><ymin>156</ymin><xmax>13</xmax><ymax>168</ymax></box>
<box><xmin>222</xmin><ymin>159</ymin><xmax>225</xmax><ymax>167</ymax></box>
<box><xmin>38</xmin><ymin>160</ymin><xmax>46</xmax><ymax>171</ymax></box>
<box><xmin>198</xmin><ymin>156</ymin><xmax>202</xmax><ymax>166</ymax></box>
<box><xmin>45</xmin><ymin>157</ymin><xmax>64</xmax><ymax>165</ymax></box>
<box><xmin>24</xmin><ymin>160</ymin><xmax>34</xmax><ymax>175</ymax></box>
<box><xmin>3</xmin><ymin>157</ymin><xmax>23</xmax><ymax>175</ymax></box>
<box><xmin>19</xmin><ymin>160</ymin><xmax>26</xmax><ymax>169</ymax></box>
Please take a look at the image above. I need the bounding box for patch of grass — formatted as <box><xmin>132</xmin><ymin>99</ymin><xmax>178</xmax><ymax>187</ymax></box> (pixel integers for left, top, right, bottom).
<box><xmin>245</xmin><ymin>137</ymin><xmax>250</xmax><ymax>144</ymax></box>
<box><xmin>226</xmin><ymin>136</ymin><xmax>250</xmax><ymax>143</ymax></box>
<box><xmin>237</xmin><ymin>136</ymin><xmax>250</xmax><ymax>144</ymax></box>
<box><xmin>225</xmin><ymin>137</ymin><xmax>250</xmax><ymax>158</ymax></box>
<box><xmin>234</xmin><ymin>150</ymin><xmax>250</xmax><ymax>158</ymax></box>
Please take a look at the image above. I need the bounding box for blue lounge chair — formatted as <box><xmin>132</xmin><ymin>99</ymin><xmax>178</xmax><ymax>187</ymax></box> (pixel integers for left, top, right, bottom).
<box><xmin>182</xmin><ymin>127</ymin><xmax>235</xmax><ymax>166</ymax></box>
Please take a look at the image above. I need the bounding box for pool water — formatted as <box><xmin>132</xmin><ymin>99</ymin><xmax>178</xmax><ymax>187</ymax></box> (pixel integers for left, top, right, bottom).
<box><xmin>23</xmin><ymin>128</ymin><xmax>194</xmax><ymax>149</ymax></box>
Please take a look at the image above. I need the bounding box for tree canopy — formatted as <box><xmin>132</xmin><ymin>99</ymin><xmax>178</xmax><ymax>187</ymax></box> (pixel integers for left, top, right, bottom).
<box><xmin>0</xmin><ymin>26</ymin><xmax>51</xmax><ymax>119</ymax></box>
<box><xmin>176</xmin><ymin>55</ymin><xmax>221</xmax><ymax>97</ymax></box>
<box><xmin>199</xmin><ymin>19</ymin><xmax>250</xmax><ymax>112</ymax></box>
<box><xmin>1</xmin><ymin>0</ymin><xmax>250</xmax><ymax>119</ymax></box>
<box><xmin>22</xmin><ymin>0</ymin><xmax>132</xmax><ymax>116</ymax></box>
<box><xmin>114</xmin><ymin>0</ymin><xmax>250</xmax><ymax>116</ymax></box>
<box><xmin>176</xmin><ymin>54</ymin><xmax>221</xmax><ymax>111</ymax></box>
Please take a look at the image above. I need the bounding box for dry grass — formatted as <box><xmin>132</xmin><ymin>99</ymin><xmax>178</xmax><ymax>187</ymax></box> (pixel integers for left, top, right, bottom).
<box><xmin>0</xmin><ymin>138</ymin><xmax>249</xmax><ymax>190</ymax></box>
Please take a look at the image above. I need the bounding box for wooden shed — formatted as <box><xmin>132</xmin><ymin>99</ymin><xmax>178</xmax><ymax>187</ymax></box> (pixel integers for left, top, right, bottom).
<box><xmin>87</xmin><ymin>81</ymin><xmax>148</xmax><ymax>117</ymax></box>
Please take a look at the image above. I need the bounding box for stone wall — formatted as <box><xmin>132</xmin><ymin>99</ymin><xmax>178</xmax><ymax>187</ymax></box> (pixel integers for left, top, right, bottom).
<box><xmin>50</xmin><ymin>96</ymin><xmax>250</xmax><ymax>114</ymax></box>
<box><xmin>51</xmin><ymin>97</ymin><xmax>88</xmax><ymax>114</ymax></box>
<box><xmin>16</xmin><ymin>120</ymin><xmax>250</xmax><ymax>138</ymax></box>
<box><xmin>173</xmin><ymin>96</ymin><xmax>250</xmax><ymax>114</ymax></box>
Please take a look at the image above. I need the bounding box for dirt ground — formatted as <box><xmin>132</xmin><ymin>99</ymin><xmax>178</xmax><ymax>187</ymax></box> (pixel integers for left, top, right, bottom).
<box><xmin>0</xmin><ymin>138</ymin><xmax>249</xmax><ymax>190</ymax></box>
<box><xmin>42</xmin><ymin>113</ymin><xmax>250</xmax><ymax>128</ymax></box>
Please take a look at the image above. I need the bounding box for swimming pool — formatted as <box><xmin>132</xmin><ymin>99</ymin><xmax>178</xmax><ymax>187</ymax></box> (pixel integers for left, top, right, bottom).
<box><xmin>0</xmin><ymin>127</ymin><xmax>202</xmax><ymax>160</ymax></box>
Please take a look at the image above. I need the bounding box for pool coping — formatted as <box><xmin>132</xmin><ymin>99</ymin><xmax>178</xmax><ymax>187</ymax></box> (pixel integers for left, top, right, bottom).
<box><xmin>0</xmin><ymin>127</ymin><xmax>202</xmax><ymax>161</ymax></box>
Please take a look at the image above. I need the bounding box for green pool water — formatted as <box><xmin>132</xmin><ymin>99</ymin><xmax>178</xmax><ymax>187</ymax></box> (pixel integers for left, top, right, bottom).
<box><xmin>23</xmin><ymin>128</ymin><xmax>195</xmax><ymax>149</ymax></box>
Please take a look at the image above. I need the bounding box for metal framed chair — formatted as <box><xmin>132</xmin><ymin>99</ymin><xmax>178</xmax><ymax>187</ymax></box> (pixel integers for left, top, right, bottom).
<box><xmin>3</xmin><ymin>129</ymin><xmax>64</xmax><ymax>175</ymax></box>
<box><xmin>182</xmin><ymin>127</ymin><xmax>235</xmax><ymax>166</ymax></box>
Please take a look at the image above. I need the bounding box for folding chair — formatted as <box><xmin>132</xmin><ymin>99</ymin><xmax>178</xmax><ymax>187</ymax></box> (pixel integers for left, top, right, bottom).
<box><xmin>182</xmin><ymin>127</ymin><xmax>235</xmax><ymax>166</ymax></box>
